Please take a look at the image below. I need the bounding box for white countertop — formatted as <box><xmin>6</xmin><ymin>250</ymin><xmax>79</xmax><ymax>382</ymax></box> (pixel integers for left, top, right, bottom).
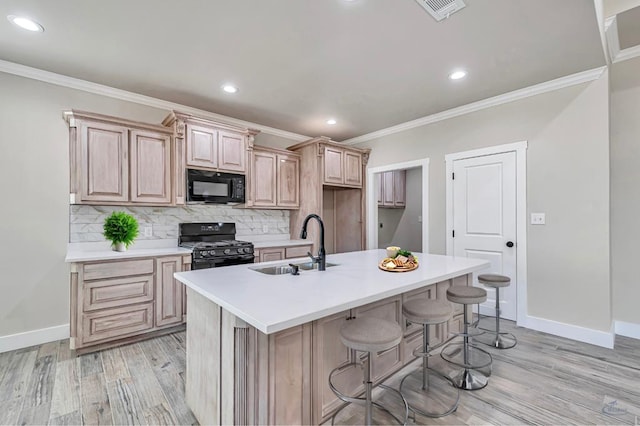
<box><xmin>65</xmin><ymin>239</ymin><xmax>192</xmax><ymax>262</ymax></box>
<box><xmin>174</xmin><ymin>249</ymin><xmax>490</xmax><ymax>334</ymax></box>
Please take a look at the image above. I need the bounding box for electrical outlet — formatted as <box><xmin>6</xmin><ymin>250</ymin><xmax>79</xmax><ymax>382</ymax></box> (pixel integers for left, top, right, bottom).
<box><xmin>531</xmin><ymin>213</ymin><xmax>545</xmax><ymax>225</ymax></box>
<box><xmin>144</xmin><ymin>225</ymin><xmax>153</xmax><ymax>237</ymax></box>
<box><xmin>379</xmin><ymin>223</ymin><xmax>383</xmax><ymax>228</ymax></box>
<box><xmin>418</xmin><ymin>215</ymin><xmax>422</xmax><ymax>223</ymax></box>
<box><xmin>262</xmin><ymin>224</ymin><xmax>269</xmax><ymax>233</ymax></box>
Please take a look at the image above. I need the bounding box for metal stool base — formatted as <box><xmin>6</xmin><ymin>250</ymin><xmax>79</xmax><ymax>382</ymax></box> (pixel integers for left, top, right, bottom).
<box><xmin>399</xmin><ymin>368</ymin><xmax>459</xmax><ymax>418</ymax></box>
<box><xmin>451</xmin><ymin>368</ymin><xmax>488</xmax><ymax>391</ymax></box>
<box><xmin>329</xmin><ymin>359</ymin><xmax>409</xmax><ymax>426</ymax></box>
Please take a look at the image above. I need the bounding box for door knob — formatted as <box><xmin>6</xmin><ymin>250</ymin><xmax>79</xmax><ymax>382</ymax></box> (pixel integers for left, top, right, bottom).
<box><xmin>506</xmin><ymin>241</ymin><xmax>514</xmax><ymax>248</ymax></box>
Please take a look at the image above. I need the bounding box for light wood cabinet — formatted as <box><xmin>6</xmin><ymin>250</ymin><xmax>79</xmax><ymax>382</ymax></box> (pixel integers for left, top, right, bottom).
<box><xmin>254</xmin><ymin>244</ymin><xmax>313</xmax><ymax>263</ymax></box>
<box><xmin>67</xmin><ymin>110</ymin><xmax>174</xmax><ymax>206</ymax></box>
<box><xmin>130</xmin><ymin>130</ymin><xmax>172</xmax><ymax>204</ymax></box>
<box><xmin>277</xmin><ymin>153</ymin><xmax>300</xmax><ymax>208</ymax></box>
<box><xmin>70</xmin><ymin>254</ymin><xmax>191</xmax><ymax>353</ymax></box>
<box><xmin>218</xmin><ymin>130</ymin><xmax>246</xmax><ymax>172</ymax></box>
<box><xmin>184</xmin><ymin>123</ymin><xmax>248</xmax><ymax>173</ymax></box>
<box><xmin>250</xmin><ymin>146</ymin><xmax>300</xmax><ymax>209</ymax></box>
<box><xmin>155</xmin><ymin>256</ymin><xmax>184</xmax><ymax>327</ymax></box>
<box><xmin>288</xmin><ymin>137</ymin><xmax>370</xmax><ymax>255</ymax></box>
<box><xmin>78</xmin><ymin>120</ymin><xmax>129</xmax><ymax>203</ymax></box>
<box><xmin>322</xmin><ymin>145</ymin><xmax>364</xmax><ymax>188</ymax></box>
<box><xmin>379</xmin><ymin>170</ymin><xmax>406</xmax><ymax>208</ymax></box>
<box><xmin>186</xmin><ymin>123</ymin><xmax>218</xmax><ymax>169</ymax></box>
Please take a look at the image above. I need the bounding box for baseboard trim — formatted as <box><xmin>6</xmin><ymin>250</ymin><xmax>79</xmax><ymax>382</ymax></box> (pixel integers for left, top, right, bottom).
<box><xmin>614</xmin><ymin>320</ymin><xmax>640</xmax><ymax>340</ymax></box>
<box><xmin>523</xmin><ymin>315</ymin><xmax>614</xmax><ymax>349</ymax></box>
<box><xmin>0</xmin><ymin>324</ymin><xmax>70</xmax><ymax>353</ymax></box>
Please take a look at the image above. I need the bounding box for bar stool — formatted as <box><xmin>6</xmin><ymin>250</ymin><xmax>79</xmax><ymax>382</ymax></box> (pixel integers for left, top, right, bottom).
<box><xmin>399</xmin><ymin>298</ymin><xmax>459</xmax><ymax>418</ymax></box>
<box><xmin>329</xmin><ymin>317</ymin><xmax>409</xmax><ymax>425</ymax></box>
<box><xmin>477</xmin><ymin>274</ymin><xmax>517</xmax><ymax>349</ymax></box>
<box><xmin>441</xmin><ymin>286</ymin><xmax>493</xmax><ymax>390</ymax></box>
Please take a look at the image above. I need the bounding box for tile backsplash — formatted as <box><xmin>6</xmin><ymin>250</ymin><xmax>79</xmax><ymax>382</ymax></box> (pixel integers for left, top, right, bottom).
<box><xmin>70</xmin><ymin>205</ymin><xmax>289</xmax><ymax>243</ymax></box>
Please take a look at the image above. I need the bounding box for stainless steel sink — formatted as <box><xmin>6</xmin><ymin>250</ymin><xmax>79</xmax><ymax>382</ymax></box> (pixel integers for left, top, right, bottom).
<box><xmin>295</xmin><ymin>261</ymin><xmax>338</xmax><ymax>271</ymax></box>
<box><xmin>250</xmin><ymin>262</ymin><xmax>338</xmax><ymax>275</ymax></box>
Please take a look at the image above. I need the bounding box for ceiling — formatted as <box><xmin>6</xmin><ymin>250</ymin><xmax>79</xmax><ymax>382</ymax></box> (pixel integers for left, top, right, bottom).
<box><xmin>0</xmin><ymin>0</ymin><xmax>605</xmax><ymax>141</ymax></box>
<box><xmin>617</xmin><ymin>6</ymin><xmax>640</xmax><ymax>49</ymax></box>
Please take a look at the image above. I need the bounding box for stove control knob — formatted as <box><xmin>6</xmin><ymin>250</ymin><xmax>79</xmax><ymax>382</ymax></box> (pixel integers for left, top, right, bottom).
<box><xmin>201</xmin><ymin>251</ymin><xmax>209</xmax><ymax>256</ymax></box>
<box><xmin>224</xmin><ymin>249</ymin><xmax>231</xmax><ymax>255</ymax></box>
<box><xmin>238</xmin><ymin>248</ymin><xmax>246</xmax><ymax>253</ymax></box>
<box><xmin>210</xmin><ymin>250</ymin><xmax>216</xmax><ymax>256</ymax></box>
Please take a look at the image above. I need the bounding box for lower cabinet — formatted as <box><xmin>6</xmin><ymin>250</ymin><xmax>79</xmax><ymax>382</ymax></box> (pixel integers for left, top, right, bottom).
<box><xmin>70</xmin><ymin>254</ymin><xmax>191</xmax><ymax>352</ymax></box>
<box><xmin>254</xmin><ymin>244</ymin><xmax>313</xmax><ymax>263</ymax></box>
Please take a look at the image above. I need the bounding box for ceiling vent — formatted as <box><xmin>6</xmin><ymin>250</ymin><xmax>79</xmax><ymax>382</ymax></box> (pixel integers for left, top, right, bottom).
<box><xmin>414</xmin><ymin>0</ymin><xmax>466</xmax><ymax>21</ymax></box>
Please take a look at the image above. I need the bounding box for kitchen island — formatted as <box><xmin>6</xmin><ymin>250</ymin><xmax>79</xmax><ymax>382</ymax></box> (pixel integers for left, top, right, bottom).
<box><xmin>174</xmin><ymin>249</ymin><xmax>489</xmax><ymax>425</ymax></box>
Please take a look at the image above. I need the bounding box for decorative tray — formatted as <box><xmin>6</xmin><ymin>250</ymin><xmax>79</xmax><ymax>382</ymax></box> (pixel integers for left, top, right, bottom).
<box><xmin>378</xmin><ymin>260</ymin><xmax>419</xmax><ymax>273</ymax></box>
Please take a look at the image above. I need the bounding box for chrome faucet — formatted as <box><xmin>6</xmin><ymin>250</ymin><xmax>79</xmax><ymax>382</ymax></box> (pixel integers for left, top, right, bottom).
<box><xmin>300</xmin><ymin>214</ymin><xmax>326</xmax><ymax>271</ymax></box>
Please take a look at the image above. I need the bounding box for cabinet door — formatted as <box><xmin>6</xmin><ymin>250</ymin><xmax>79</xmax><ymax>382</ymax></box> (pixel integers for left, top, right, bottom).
<box><xmin>253</xmin><ymin>151</ymin><xmax>277</xmax><ymax>207</ymax></box>
<box><xmin>312</xmin><ymin>310</ymin><xmax>361</xmax><ymax>424</ymax></box>
<box><xmin>277</xmin><ymin>154</ymin><xmax>299</xmax><ymax>208</ymax></box>
<box><xmin>268</xmin><ymin>324</ymin><xmax>313</xmax><ymax>425</ymax></box>
<box><xmin>382</xmin><ymin>172</ymin><xmax>395</xmax><ymax>206</ymax></box>
<box><xmin>155</xmin><ymin>256</ymin><xmax>184</xmax><ymax>327</ymax></box>
<box><xmin>393</xmin><ymin>170</ymin><xmax>406</xmax><ymax>207</ymax></box>
<box><xmin>260</xmin><ymin>248</ymin><xmax>285</xmax><ymax>263</ymax></box>
<box><xmin>377</xmin><ymin>173</ymin><xmax>384</xmax><ymax>206</ymax></box>
<box><xmin>130</xmin><ymin>130</ymin><xmax>172</xmax><ymax>204</ymax></box>
<box><xmin>353</xmin><ymin>296</ymin><xmax>403</xmax><ymax>383</ymax></box>
<box><xmin>343</xmin><ymin>151</ymin><xmax>362</xmax><ymax>187</ymax></box>
<box><xmin>218</xmin><ymin>130</ymin><xmax>246</xmax><ymax>173</ymax></box>
<box><xmin>79</xmin><ymin>120</ymin><xmax>129</xmax><ymax>202</ymax></box>
<box><xmin>186</xmin><ymin>123</ymin><xmax>218</xmax><ymax>169</ymax></box>
<box><xmin>323</xmin><ymin>147</ymin><xmax>344</xmax><ymax>185</ymax></box>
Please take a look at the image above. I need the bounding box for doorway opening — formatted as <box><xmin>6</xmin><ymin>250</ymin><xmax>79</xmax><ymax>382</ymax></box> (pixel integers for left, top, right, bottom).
<box><xmin>366</xmin><ymin>159</ymin><xmax>430</xmax><ymax>254</ymax></box>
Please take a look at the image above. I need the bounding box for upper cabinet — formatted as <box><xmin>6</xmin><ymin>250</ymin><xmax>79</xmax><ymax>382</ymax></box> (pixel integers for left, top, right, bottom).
<box><xmin>378</xmin><ymin>170</ymin><xmax>406</xmax><ymax>208</ymax></box>
<box><xmin>163</xmin><ymin>112</ymin><xmax>257</xmax><ymax>205</ymax></box>
<box><xmin>321</xmin><ymin>144</ymin><xmax>364</xmax><ymax>188</ymax></box>
<box><xmin>67</xmin><ymin>111</ymin><xmax>173</xmax><ymax>205</ymax></box>
<box><xmin>249</xmin><ymin>146</ymin><xmax>300</xmax><ymax>209</ymax></box>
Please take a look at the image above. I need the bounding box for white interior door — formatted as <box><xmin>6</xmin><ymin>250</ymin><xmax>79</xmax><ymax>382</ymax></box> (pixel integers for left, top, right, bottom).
<box><xmin>452</xmin><ymin>152</ymin><xmax>517</xmax><ymax>320</ymax></box>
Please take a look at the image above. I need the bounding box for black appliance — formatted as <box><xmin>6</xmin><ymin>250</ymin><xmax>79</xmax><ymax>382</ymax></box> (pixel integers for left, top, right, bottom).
<box><xmin>187</xmin><ymin>169</ymin><xmax>245</xmax><ymax>204</ymax></box>
<box><xmin>179</xmin><ymin>222</ymin><xmax>254</xmax><ymax>270</ymax></box>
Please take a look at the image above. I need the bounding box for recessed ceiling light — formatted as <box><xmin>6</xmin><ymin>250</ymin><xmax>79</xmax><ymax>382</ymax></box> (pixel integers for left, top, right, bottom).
<box><xmin>7</xmin><ymin>15</ymin><xmax>44</xmax><ymax>32</ymax></box>
<box><xmin>449</xmin><ymin>70</ymin><xmax>467</xmax><ymax>80</ymax></box>
<box><xmin>326</xmin><ymin>119</ymin><xmax>337</xmax><ymax>125</ymax></box>
<box><xmin>222</xmin><ymin>84</ymin><xmax>238</xmax><ymax>94</ymax></box>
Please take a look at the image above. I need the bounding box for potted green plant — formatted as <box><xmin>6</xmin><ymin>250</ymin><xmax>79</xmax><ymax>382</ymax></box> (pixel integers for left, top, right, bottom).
<box><xmin>103</xmin><ymin>211</ymin><xmax>139</xmax><ymax>252</ymax></box>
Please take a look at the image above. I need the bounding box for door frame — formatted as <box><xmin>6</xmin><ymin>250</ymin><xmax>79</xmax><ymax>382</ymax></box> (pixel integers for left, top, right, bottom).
<box><xmin>366</xmin><ymin>158</ymin><xmax>430</xmax><ymax>253</ymax></box>
<box><xmin>445</xmin><ymin>141</ymin><xmax>528</xmax><ymax>325</ymax></box>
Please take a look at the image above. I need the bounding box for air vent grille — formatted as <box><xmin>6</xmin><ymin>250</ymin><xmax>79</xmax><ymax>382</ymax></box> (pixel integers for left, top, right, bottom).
<box><xmin>414</xmin><ymin>0</ymin><xmax>466</xmax><ymax>21</ymax></box>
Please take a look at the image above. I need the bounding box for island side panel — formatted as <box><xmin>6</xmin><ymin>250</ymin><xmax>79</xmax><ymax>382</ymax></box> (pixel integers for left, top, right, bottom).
<box><xmin>185</xmin><ymin>288</ymin><xmax>221</xmax><ymax>425</ymax></box>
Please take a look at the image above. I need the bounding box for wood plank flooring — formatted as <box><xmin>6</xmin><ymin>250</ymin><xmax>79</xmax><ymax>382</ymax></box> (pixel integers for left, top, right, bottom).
<box><xmin>0</xmin><ymin>321</ymin><xmax>638</xmax><ymax>425</ymax></box>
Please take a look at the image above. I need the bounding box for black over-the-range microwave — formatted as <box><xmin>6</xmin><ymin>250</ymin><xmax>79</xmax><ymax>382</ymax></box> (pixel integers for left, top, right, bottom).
<box><xmin>187</xmin><ymin>169</ymin><xmax>245</xmax><ymax>204</ymax></box>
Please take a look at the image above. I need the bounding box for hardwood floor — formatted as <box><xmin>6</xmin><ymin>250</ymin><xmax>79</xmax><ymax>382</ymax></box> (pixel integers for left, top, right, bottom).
<box><xmin>0</xmin><ymin>321</ymin><xmax>638</xmax><ymax>425</ymax></box>
<box><xmin>0</xmin><ymin>333</ymin><xmax>196</xmax><ymax>425</ymax></box>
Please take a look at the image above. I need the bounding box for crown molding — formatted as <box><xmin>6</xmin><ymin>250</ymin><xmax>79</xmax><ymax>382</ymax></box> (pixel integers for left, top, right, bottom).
<box><xmin>342</xmin><ymin>66</ymin><xmax>607</xmax><ymax>145</ymax></box>
<box><xmin>0</xmin><ymin>59</ymin><xmax>310</xmax><ymax>142</ymax></box>
<box><xmin>613</xmin><ymin>44</ymin><xmax>640</xmax><ymax>63</ymax></box>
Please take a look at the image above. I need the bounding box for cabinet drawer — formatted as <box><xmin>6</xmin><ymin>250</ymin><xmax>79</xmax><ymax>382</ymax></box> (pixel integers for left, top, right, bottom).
<box><xmin>82</xmin><ymin>303</ymin><xmax>154</xmax><ymax>344</ymax></box>
<box><xmin>83</xmin><ymin>259</ymin><xmax>154</xmax><ymax>281</ymax></box>
<box><xmin>285</xmin><ymin>245</ymin><xmax>312</xmax><ymax>259</ymax></box>
<box><xmin>83</xmin><ymin>274</ymin><xmax>154</xmax><ymax>312</ymax></box>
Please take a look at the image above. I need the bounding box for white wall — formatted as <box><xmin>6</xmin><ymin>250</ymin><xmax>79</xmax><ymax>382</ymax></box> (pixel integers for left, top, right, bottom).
<box><xmin>610</xmin><ymin>56</ymin><xmax>640</xmax><ymax>326</ymax></box>
<box><xmin>0</xmin><ymin>71</ymin><xmax>297</xmax><ymax>341</ymax></box>
<box><xmin>357</xmin><ymin>74</ymin><xmax>611</xmax><ymax>332</ymax></box>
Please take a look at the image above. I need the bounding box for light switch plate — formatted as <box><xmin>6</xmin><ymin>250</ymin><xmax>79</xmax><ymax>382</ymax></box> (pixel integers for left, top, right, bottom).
<box><xmin>531</xmin><ymin>213</ymin><xmax>545</xmax><ymax>225</ymax></box>
<box><xmin>262</xmin><ymin>224</ymin><xmax>269</xmax><ymax>233</ymax></box>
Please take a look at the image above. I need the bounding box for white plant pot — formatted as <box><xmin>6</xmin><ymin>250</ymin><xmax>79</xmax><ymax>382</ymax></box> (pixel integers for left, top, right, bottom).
<box><xmin>114</xmin><ymin>242</ymin><xmax>127</xmax><ymax>252</ymax></box>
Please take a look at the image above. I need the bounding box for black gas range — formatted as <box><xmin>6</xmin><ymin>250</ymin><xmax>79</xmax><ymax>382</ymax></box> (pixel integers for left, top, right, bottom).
<box><xmin>179</xmin><ymin>222</ymin><xmax>254</xmax><ymax>270</ymax></box>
